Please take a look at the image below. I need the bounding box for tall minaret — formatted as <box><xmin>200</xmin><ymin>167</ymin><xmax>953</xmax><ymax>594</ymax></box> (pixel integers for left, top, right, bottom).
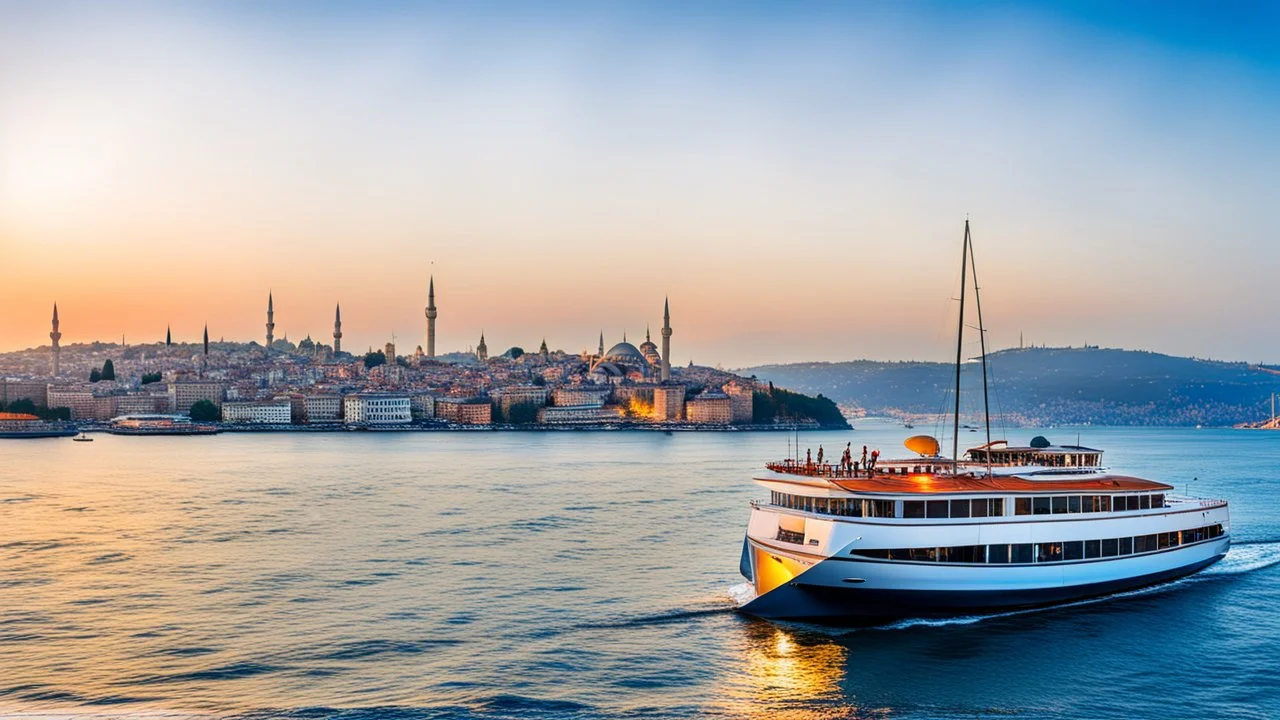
<box><xmin>166</xmin><ymin>324</ymin><xmax>172</xmax><ymax>347</ymax></box>
<box><xmin>49</xmin><ymin>303</ymin><xmax>62</xmax><ymax>376</ymax></box>
<box><xmin>333</xmin><ymin>303</ymin><xmax>343</xmax><ymax>355</ymax></box>
<box><xmin>202</xmin><ymin>323</ymin><xmax>209</xmax><ymax>376</ymax></box>
<box><xmin>265</xmin><ymin>292</ymin><xmax>275</xmax><ymax>348</ymax></box>
<box><xmin>598</xmin><ymin>331</ymin><xmax>604</xmax><ymax>357</ymax></box>
<box><xmin>660</xmin><ymin>296</ymin><xmax>672</xmax><ymax>382</ymax></box>
<box><xmin>425</xmin><ymin>276</ymin><xmax>437</xmax><ymax>358</ymax></box>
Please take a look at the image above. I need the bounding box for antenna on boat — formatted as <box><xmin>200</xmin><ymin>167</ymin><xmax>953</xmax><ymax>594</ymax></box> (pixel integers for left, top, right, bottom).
<box><xmin>967</xmin><ymin>225</ymin><xmax>993</xmax><ymax>478</ymax></box>
<box><xmin>952</xmin><ymin>220</ymin><xmax>970</xmax><ymax>471</ymax></box>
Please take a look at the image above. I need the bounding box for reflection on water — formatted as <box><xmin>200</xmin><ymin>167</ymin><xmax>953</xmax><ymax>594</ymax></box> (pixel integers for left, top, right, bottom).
<box><xmin>0</xmin><ymin>425</ymin><xmax>1277</xmax><ymax>718</ymax></box>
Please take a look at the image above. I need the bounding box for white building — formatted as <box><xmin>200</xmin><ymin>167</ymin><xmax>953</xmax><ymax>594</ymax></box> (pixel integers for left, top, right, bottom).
<box><xmin>222</xmin><ymin>399</ymin><xmax>292</xmax><ymax>424</ymax></box>
<box><xmin>303</xmin><ymin>394</ymin><xmax>342</xmax><ymax>423</ymax></box>
<box><xmin>344</xmin><ymin>394</ymin><xmax>412</xmax><ymax>425</ymax></box>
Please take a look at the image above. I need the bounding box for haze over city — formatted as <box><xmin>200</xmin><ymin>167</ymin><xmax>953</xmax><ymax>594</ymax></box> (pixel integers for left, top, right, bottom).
<box><xmin>2</xmin><ymin>1</ymin><xmax>1276</xmax><ymax>366</ymax></box>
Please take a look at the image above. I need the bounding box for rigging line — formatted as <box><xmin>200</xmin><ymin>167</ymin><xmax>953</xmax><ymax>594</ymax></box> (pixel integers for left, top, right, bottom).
<box><xmin>968</xmin><ymin>226</ymin><xmax>993</xmax><ymax>478</ymax></box>
<box><xmin>952</xmin><ymin>220</ymin><xmax>970</xmax><ymax>468</ymax></box>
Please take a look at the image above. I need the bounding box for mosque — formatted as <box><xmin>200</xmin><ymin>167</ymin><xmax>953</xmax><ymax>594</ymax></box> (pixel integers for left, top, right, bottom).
<box><xmin>587</xmin><ymin>298</ymin><xmax>673</xmax><ymax>385</ymax></box>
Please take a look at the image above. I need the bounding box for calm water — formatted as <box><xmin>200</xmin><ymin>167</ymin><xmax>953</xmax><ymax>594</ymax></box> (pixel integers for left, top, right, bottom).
<box><xmin>1</xmin><ymin>422</ymin><xmax>1278</xmax><ymax>719</ymax></box>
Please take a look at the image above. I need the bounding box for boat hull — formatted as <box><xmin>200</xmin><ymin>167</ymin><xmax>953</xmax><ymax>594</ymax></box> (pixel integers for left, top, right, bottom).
<box><xmin>0</xmin><ymin>429</ymin><xmax>79</xmax><ymax>439</ymax></box>
<box><xmin>740</xmin><ymin>537</ymin><xmax>1228</xmax><ymax>622</ymax></box>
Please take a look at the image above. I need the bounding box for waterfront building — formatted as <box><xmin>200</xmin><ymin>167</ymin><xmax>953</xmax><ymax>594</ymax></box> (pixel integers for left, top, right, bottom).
<box><xmin>303</xmin><ymin>394</ymin><xmax>342</xmax><ymax>423</ymax></box>
<box><xmin>343</xmin><ymin>394</ymin><xmax>412</xmax><ymax>425</ymax></box>
<box><xmin>425</xmin><ymin>276</ymin><xmax>437</xmax><ymax>358</ymax></box>
<box><xmin>46</xmin><ymin>386</ymin><xmax>101</xmax><ymax>421</ymax></box>
<box><xmin>552</xmin><ymin>386</ymin><xmax>610</xmax><ymax>408</ymax></box>
<box><xmin>410</xmin><ymin>393</ymin><xmax>437</xmax><ymax>420</ymax></box>
<box><xmin>1</xmin><ymin>380</ymin><xmax>48</xmax><ymax>406</ymax></box>
<box><xmin>49</xmin><ymin>304</ymin><xmax>62</xmax><ymax>377</ymax></box>
<box><xmin>686</xmin><ymin>389</ymin><xmax>733</xmax><ymax>424</ymax></box>
<box><xmin>435</xmin><ymin>397</ymin><xmax>491</xmax><ymax>425</ymax></box>
<box><xmin>115</xmin><ymin>393</ymin><xmax>169</xmax><ymax>416</ymax></box>
<box><xmin>723</xmin><ymin>381</ymin><xmax>756</xmax><ymax>424</ymax></box>
<box><xmin>494</xmin><ymin>385</ymin><xmax>549</xmax><ymax>419</ymax></box>
<box><xmin>537</xmin><ymin>405</ymin><xmax>624</xmax><ymax>425</ymax></box>
<box><xmin>168</xmin><ymin>381</ymin><xmax>225</xmax><ymax>412</ymax></box>
<box><xmin>222</xmin><ymin>399</ymin><xmax>292</xmax><ymax>424</ymax></box>
<box><xmin>653</xmin><ymin>384</ymin><xmax>686</xmax><ymax>421</ymax></box>
<box><xmin>333</xmin><ymin>304</ymin><xmax>342</xmax><ymax>355</ymax></box>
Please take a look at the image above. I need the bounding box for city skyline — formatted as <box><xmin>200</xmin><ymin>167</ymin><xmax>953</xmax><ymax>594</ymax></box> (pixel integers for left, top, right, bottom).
<box><xmin>2</xmin><ymin>2</ymin><xmax>1277</xmax><ymax>366</ymax></box>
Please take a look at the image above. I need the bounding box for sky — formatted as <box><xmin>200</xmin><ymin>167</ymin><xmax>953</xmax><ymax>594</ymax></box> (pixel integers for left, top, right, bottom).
<box><xmin>1</xmin><ymin>1</ymin><xmax>1277</xmax><ymax>367</ymax></box>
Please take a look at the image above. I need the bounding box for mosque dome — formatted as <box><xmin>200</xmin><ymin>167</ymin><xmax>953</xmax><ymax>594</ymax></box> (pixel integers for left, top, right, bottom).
<box><xmin>604</xmin><ymin>341</ymin><xmax>647</xmax><ymax>365</ymax></box>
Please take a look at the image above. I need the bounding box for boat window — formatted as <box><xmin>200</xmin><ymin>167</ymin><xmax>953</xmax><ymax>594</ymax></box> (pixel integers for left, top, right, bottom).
<box><xmin>991</xmin><ymin>498</ymin><xmax>1004</xmax><ymax>516</ymax></box>
<box><xmin>1119</xmin><ymin>537</ymin><xmax>1133</xmax><ymax>555</ymax></box>
<box><xmin>1068</xmin><ymin>495</ymin><xmax>1081</xmax><ymax>513</ymax></box>
<box><xmin>970</xmin><ymin>499</ymin><xmax>989</xmax><ymax>518</ymax></box>
<box><xmin>868</xmin><ymin>500</ymin><xmax>895</xmax><ymax>518</ymax></box>
<box><xmin>851</xmin><ymin>548</ymin><xmax>889</xmax><ymax>559</ymax></box>
<box><xmin>1098</xmin><ymin>496</ymin><xmax>1111</xmax><ymax>512</ymax></box>
<box><xmin>1151</xmin><ymin>494</ymin><xmax>1164</xmax><ymax>509</ymax></box>
<box><xmin>987</xmin><ymin>544</ymin><xmax>1009</xmax><ymax>563</ymax></box>
<box><xmin>1063</xmin><ymin>541</ymin><xmax>1084</xmax><ymax>560</ymax></box>
<box><xmin>950</xmin><ymin>500</ymin><xmax>970</xmax><ymax>518</ymax></box>
<box><xmin>1015</xmin><ymin>498</ymin><xmax>1032</xmax><ymax>516</ymax></box>
<box><xmin>1139</xmin><ymin>495</ymin><xmax>1151</xmax><ymax>510</ymax></box>
<box><xmin>903</xmin><ymin>501</ymin><xmax>925</xmax><ymax>519</ymax></box>
<box><xmin>1051</xmin><ymin>496</ymin><xmax>1068</xmax><ymax>514</ymax></box>
<box><xmin>926</xmin><ymin>500</ymin><xmax>949</xmax><ymax>519</ymax></box>
<box><xmin>1157</xmin><ymin>533</ymin><xmax>1171</xmax><ymax>549</ymax></box>
<box><xmin>1037</xmin><ymin>543</ymin><xmax>1063</xmax><ymax>562</ymax></box>
<box><xmin>1101</xmin><ymin>538</ymin><xmax>1119</xmax><ymax>557</ymax></box>
<box><xmin>1085</xmin><ymin>540</ymin><xmax>1101</xmax><ymax>558</ymax></box>
<box><xmin>910</xmin><ymin>548</ymin><xmax>936</xmax><ymax>562</ymax></box>
<box><xmin>1033</xmin><ymin>497</ymin><xmax>1051</xmax><ymax>515</ymax></box>
<box><xmin>1012</xmin><ymin>544</ymin><xmax>1034</xmax><ymax>563</ymax></box>
<box><xmin>889</xmin><ymin>548</ymin><xmax>912</xmax><ymax>560</ymax></box>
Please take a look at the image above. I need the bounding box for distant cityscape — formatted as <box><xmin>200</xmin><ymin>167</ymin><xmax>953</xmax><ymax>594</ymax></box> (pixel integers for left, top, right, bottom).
<box><xmin>0</xmin><ymin>280</ymin><xmax>846</xmax><ymax>430</ymax></box>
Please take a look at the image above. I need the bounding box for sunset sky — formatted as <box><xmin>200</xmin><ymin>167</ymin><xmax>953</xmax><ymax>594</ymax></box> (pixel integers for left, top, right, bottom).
<box><xmin>1</xmin><ymin>1</ymin><xmax>1276</xmax><ymax>367</ymax></box>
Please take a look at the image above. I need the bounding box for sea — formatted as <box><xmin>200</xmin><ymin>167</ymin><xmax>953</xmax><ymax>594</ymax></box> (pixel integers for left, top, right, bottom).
<box><xmin>1</xmin><ymin>420</ymin><xmax>1278</xmax><ymax>720</ymax></box>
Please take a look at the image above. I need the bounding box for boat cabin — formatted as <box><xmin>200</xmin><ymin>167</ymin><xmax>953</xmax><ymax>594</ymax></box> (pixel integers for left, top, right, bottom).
<box><xmin>966</xmin><ymin>439</ymin><xmax>1102</xmax><ymax>468</ymax></box>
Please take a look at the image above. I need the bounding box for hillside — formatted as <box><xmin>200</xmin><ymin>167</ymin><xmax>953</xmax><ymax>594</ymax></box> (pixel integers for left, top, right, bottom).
<box><xmin>742</xmin><ymin>347</ymin><xmax>1280</xmax><ymax>427</ymax></box>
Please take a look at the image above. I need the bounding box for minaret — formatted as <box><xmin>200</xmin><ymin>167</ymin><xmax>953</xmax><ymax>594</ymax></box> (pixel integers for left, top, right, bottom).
<box><xmin>425</xmin><ymin>276</ymin><xmax>437</xmax><ymax>358</ymax></box>
<box><xmin>598</xmin><ymin>331</ymin><xmax>604</xmax><ymax>357</ymax></box>
<box><xmin>333</xmin><ymin>303</ymin><xmax>343</xmax><ymax>355</ymax></box>
<box><xmin>49</xmin><ymin>303</ymin><xmax>62</xmax><ymax>376</ymax></box>
<box><xmin>202</xmin><ymin>324</ymin><xmax>209</xmax><ymax>376</ymax></box>
<box><xmin>166</xmin><ymin>324</ymin><xmax>172</xmax><ymax>347</ymax></box>
<box><xmin>265</xmin><ymin>292</ymin><xmax>275</xmax><ymax>349</ymax></box>
<box><xmin>660</xmin><ymin>297</ymin><xmax>672</xmax><ymax>382</ymax></box>
<box><xmin>476</xmin><ymin>331</ymin><xmax>488</xmax><ymax>363</ymax></box>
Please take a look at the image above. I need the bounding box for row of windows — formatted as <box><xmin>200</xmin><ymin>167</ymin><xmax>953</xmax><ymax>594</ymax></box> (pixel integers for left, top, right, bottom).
<box><xmin>769</xmin><ymin>491</ymin><xmax>1167</xmax><ymax>520</ymax></box>
<box><xmin>849</xmin><ymin>523</ymin><xmax>1225</xmax><ymax>564</ymax></box>
<box><xmin>1015</xmin><ymin>494</ymin><xmax>1165</xmax><ymax>516</ymax></box>
<box><xmin>770</xmin><ymin>492</ymin><xmax>894</xmax><ymax>518</ymax></box>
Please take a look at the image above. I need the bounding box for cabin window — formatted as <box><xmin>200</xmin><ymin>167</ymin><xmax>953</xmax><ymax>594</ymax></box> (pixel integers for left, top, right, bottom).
<box><xmin>1033</xmin><ymin>497</ymin><xmax>1051</xmax><ymax>515</ymax></box>
<box><xmin>851</xmin><ymin>548</ymin><xmax>889</xmax><ymax>559</ymax></box>
<box><xmin>1157</xmin><ymin>533</ymin><xmax>1171</xmax><ymax>549</ymax></box>
<box><xmin>950</xmin><ymin>500</ymin><xmax>971</xmax><ymax>518</ymax></box>
<box><xmin>1139</xmin><ymin>495</ymin><xmax>1151</xmax><ymax>510</ymax></box>
<box><xmin>988</xmin><ymin>544</ymin><xmax>1010</xmax><ymax>563</ymax></box>
<box><xmin>926</xmin><ymin>500</ymin><xmax>949</xmax><ymax>519</ymax></box>
<box><xmin>991</xmin><ymin>498</ymin><xmax>1004</xmax><ymax>516</ymax></box>
<box><xmin>1015</xmin><ymin>498</ymin><xmax>1032</xmax><ymax>516</ymax></box>
<box><xmin>889</xmin><ymin>548</ymin><xmax>912</xmax><ymax>561</ymax></box>
<box><xmin>910</xmin><ymin>548</ymin><xmax>936</xmax><ymax>562</ymax></box>
<box><xmin>1063</xmin><ymin>541</ymin><xmax>1084</xmax><ymax>560</ymax></box>
<box><xmin>1068</xmin><ymin>496</ymin><xmax>1081</xmax><ymax>513</ymax></box>
<box><xmin>868</xmin><ymin>500</ymin><xmax>895</xmax><ymax>518</ymax></box>
<box><xmin>1098</xmin><ymin>496</ymin><xmax>1111</xmax><ymax>512</ymax></box>
<box><xmin>1151</xmin><ymin>494</ymin><xmax>1165</xmax><ymax>509</ymax></box>
<box><xmin>1051</xmin><ymin>496</ymin><xmax>1068</xmax><ymax>514</ymax></box>
<box><xmin>1037</xmin><ymin>543</ymin><xmax>1064</xmax><ymax>562</ymax></box>
<box><xmin>903</xmin><ymin>501</ymin><xmax>925</xmax><ymax>519</ymax></box>
<box><xmin>1101</xmin><ymin>538</ymin><xmax>1119</xmax><ymax>557</ymax></box>
<box><xmin>1085</xmin><ymin>540</ymin><xmax>1101</xmax><ymax>558</ymax></box>
<box><xmin>1012</xmin><ymin>544</ymin><xmax>1035</xmax><ymax>563</ymax></box>
<box><xmin>1119</xmin><ymin>537</ymin><xmax>1133</xmax><ymax>555</ymax></box>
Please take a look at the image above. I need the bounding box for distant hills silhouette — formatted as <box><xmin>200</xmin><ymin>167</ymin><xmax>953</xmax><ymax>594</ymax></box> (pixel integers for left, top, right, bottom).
<box><xmin>743</xmin><ymin>347</ymin><xmax>1280</xmax><ymax>427</ymax></box>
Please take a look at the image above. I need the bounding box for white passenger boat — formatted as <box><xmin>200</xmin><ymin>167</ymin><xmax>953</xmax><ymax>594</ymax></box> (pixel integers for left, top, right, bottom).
<box><xmin>736</xmin><ymin>223</ymin><xmax>1230</xmax><ymax>621</ymax></box>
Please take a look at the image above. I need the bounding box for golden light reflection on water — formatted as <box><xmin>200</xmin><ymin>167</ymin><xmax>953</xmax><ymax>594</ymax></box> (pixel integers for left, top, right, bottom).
<box><xmin>711</xmin><ymin>621</ymin><xmax>871</xmax><ymax>720</ymax></box>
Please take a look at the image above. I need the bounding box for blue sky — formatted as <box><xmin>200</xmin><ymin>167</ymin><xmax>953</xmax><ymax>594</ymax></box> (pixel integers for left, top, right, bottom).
<box><xmin>0</xmin><ymin>1</ymin><xmax>1276</xmax><ymax>365</ymax></box>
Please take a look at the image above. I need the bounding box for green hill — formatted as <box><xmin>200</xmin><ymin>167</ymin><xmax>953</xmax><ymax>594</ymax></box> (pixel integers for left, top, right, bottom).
<box><xmin>743</xmin><ymin>347</ymin><xmax>1280</xmax><ymax>427</ymax></box>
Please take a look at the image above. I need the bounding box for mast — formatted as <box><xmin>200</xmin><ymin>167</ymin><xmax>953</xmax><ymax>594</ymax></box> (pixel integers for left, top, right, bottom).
<box><xmin>968</xmin><ymin>227</ymin><xmax>993</xmax><ymax>477</ymax></box>
<box><xmin>952</xmin><ymin>221</ymin><xmax>969</xmax><ymax>468</ymax></box>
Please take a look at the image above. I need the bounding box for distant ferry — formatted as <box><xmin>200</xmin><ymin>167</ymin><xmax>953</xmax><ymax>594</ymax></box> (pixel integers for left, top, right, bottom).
<box><xmin>107</xmin><ymin>414</ymin><xmax>220</xmax><ymax>436</ymax></box>
<box><xmin>0</xmin><ymin>412</ymin><xmax>78</xmax><ymax>439</ymax></box>
<box><xmin>736</xmin><ymin>222</ymin><xmax>1230</xmax><ymax>622</ymax></box>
